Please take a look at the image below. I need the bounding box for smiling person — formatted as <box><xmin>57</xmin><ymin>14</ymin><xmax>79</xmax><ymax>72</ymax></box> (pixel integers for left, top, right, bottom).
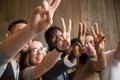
<box><xmin>0</xmin><ymin>0</ymin><xmax>61</xmax><ymax>80</ymax></box>
<box><xmin>70</xmin><ymin>23</ymin><xmax>107</xmax><ymax>80</ymax></box>
<box><xmin>19</xmin><ymin>21</ymin><xmax>72</xmax><ymax>80</ymax></box>
<box><xmin>100</xmin><ymin>41</ymin><xmax>120</xmax><ymax>80</ymax></box>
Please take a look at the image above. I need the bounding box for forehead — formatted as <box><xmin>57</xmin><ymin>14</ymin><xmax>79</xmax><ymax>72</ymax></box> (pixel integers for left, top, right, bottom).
<box><xmin>85</xmin><ymin>35</ymin><xmax>94</xmax><ymax>41</ymax></box>
<box><xmin>50</xmin><ymin>29</ymin><xmax>62</xmax><ymax>36</ymax></box>
<box><xmin>13</xmin><ymin>23</ymin><xmax>27</xmax><ymax>32</ymax></box>
<box><xmin>30</xmin><ymin>41</ymin><xmax>43</xmax><ymax>49</ymax></box>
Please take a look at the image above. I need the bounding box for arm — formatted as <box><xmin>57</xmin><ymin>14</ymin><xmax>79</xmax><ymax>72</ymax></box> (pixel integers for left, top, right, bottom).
<box><xmin>90</xmin><ymin>23</ymin><xmax>107</xmax><ymax>71</ymax></box>
<box><xmin>31</xmin><ymin>49</ymin><xmax>62</xmax><ymax>79</ymax></box>
<box><xmin>31</xmin><ymin>17</ymin><xmax>71</xmax><ymax>79</ymax></box>
<box><xmin>42</xmin><ymin>58</ymin><xmax>69</xmax><ymax>79</ymax></box>
<box><xmin>0</xmin><ymin>0</ymin><xmax>61</xmax><ymax>65</ymax></box>
<box><xmin>113</xmin><ymin>41</ymin><xmax>120</xmax><ymax>61</ymax></box>
<box><xmin>42</xmin><ymin>54</ymin><xmax>77</xmax><ymax>79</ymax></box>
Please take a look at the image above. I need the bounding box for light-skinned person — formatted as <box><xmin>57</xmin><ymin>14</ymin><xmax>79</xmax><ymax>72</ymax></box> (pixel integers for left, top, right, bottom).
<box><xmin>19</xmin><ymin>18</ymin><xmax>76</xmax><ymax>80</ymax></box>
<box><xmin>42</xmin><ymin>18</ymin><xmax>78</xmax><ymax>80</ymax></box>
<box><xmin>0</xmin><ymin>0</ymin><xmax>61</xmax><ymax>80</ymax></box>
<box><xmin>70</xmin><ymin>23</ymin><xmax>107</xmax><ymax>80</ymax></box>
<box><xmin>100</xmin><ymin>41</ymin><xmax>120</xmax><ymax>80</ymax></box>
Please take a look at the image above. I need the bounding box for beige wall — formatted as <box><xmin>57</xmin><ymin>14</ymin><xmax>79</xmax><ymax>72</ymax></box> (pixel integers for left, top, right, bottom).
<box><xmin>0</xmin><ymin>0</ymin><xmax>120</xmax><ymax>51</ymax></box>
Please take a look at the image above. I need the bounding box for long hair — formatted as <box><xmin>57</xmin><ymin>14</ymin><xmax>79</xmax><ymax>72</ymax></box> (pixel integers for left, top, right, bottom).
<box><xmin>19</xmin><ymin>49</ymin><xmax>31</xmax><ymax>70</ymax></box>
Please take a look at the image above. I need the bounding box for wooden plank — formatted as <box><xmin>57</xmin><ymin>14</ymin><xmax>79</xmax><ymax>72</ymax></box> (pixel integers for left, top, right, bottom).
<box><xmin>0</xmin><ymin>0</ymin><xmax>10</xmax><ymax>40</ymax></box>
<box><xmin>105</xmin><ymin>0</ymin><xmax>119</xmax><ymax>49</ymax></box>
<box><xmin>97</xmin><ymin>0</ymin><xmax>111</xmax><ymax>51</ymax></box>
<box><xmin>88</xmin><ymin>0</ymin><xmax>98</xmax><ymax>26</ymax></box>
<box><xmin>80</xmin><ymin>0</ymin><xmax>89</xmax><ymax>27</ymax></box>
<box><xmin>114</xmin><ymin>0</ymin><xmax>120</xmax><ymax>39</ymax></box>
<box><xmin>53</xmin><ymin>0</ymin><xmax>72</xmax><ymax>26</ymax></box>
<box><xmin>71</xmin><ymin>0</ymin><xmax>81</xmax><ymax>38</ymax></box>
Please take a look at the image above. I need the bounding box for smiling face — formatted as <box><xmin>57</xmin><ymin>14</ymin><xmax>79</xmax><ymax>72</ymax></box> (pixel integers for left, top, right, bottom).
<box><xmin>85</xmin><ymin>35</ymin><xmax>96</xmax><ymax>57</ymax></box>
<box><xmin>28</xmin><ymin>41</ymin><xmax>46</xmax><ymax>66</ymax></box>
<box><xmin>47</xmin><ymin>29</ymin><xmax>62</xmax><ymax>51</ymax></box>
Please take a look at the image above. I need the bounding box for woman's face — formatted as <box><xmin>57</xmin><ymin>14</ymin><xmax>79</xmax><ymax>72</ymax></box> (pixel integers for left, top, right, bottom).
<box><xmin>29</xmin><ymin>41</ymin><xmax>46</xmax><ymax>65</ymax></box>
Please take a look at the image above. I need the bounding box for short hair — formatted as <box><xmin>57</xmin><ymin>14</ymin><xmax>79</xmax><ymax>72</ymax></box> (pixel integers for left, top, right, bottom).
<box><xmin>86</xmin><ymin>29</ymin><xmax>92</xmax><ymax>36</ymax></box>
<box><xmin>71</xmin><ymin>38</ymin><xmax>78</xmax><ymax>45</ymax></box>
<box><xmin>45</xmin><ymin>26</ymin><xmax>62</xmax><ymax>41</ymax></box>
<box><xmin>8</xmin><ymin>20</ymin><xmax>28</xmax><ymax>32</ymax></box>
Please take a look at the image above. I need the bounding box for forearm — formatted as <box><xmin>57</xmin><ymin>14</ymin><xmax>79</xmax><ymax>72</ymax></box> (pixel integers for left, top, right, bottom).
<box><xmin>42</xmin><ymin>59</ymin><xmax>69</xmax><ymax>79</ymax></box>
<box><xmin>0</xmin><ymin>25</ymin><xmax>36</xmax><ymax>58</ymax></box>
<box><xmin>94</xmin><ymin>49</ymin><xmax>107</xmax><ymax>71</ymax></box>
<box><xmin>31</xmin><ymin>49</ymin><xmax>62</xmax><ymax>79</ymax></box>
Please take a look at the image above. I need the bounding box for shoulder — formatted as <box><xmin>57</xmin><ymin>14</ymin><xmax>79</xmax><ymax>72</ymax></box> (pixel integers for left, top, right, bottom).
<box><xmin>0</xmin><ymin>63</ymin><xmax>7</xmax><ymax>77</ymax></box>
<box><xmin>22</xmin><ymin>66</ymin><xmax>35</xmax><ymax>80</ymax></box>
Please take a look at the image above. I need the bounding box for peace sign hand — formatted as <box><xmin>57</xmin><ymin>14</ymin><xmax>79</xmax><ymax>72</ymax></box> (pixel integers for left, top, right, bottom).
<box><xmin>78</xmin><ymin>23</ymin><xmax>86</xmax><ymax>48</ymax></box>
<box><xmin>90</xmin><ymin>23</ymin><xmax>105</xmax><ymax>51</ymax></box>
<box><xmin>29</xmin><ymin>0</ymin><xmax>61</xmax><ymax>33</ymax></box>
<box><xmin>56</xmin><ymin>18</ymin><xmax>71</xmax><ymax>51</ymax></box>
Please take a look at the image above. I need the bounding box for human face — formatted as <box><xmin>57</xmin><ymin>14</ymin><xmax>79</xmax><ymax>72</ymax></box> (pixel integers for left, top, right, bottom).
<box><xmin>12</xmin><ymin>23</ymin><xmax>27</xmax><ymax>33</ymax></box>
<box><xmin>6</xmin><ymin>23</ymin><xmax>27</xmax><ymax>37</ymax></box>
<box><xmin>48</xmin><ymin>29</ymin><xmax>62</xmax><ymax>50</ymax></box>
<box><xmin>7</xmin><ymin>23</ymin><xmax>32</xmax><ymax>52</ymax></box>
<box><xmin>13</xmin><ymin>23</ymin><xmax>32</xmax><ymax>51</ymax></box>
<box><xmin>71</xmin><ymin>40</ymin><xmax>81</xmax><ymax>57</ymax></box>
<box><xmin>85</xmin><ymin>35</ymin><xmax>94</xmax><ymax>47</ymax></box>
<box><xmin>29</xmin><ymin>41</ymin><xmax>46</xmax><ymax>65</ymax></box>
<box><xmin>85</xmin><ymin>35</ymin><xmax>96</xmax><ymax>57</ymax></box>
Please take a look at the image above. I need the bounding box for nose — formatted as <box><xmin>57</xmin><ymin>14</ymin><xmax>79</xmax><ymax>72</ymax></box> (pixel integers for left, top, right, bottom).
<box><xmin>37</xmin><ymin>50</ymin><xmax>41</xmax><ymax>55</ymax></box>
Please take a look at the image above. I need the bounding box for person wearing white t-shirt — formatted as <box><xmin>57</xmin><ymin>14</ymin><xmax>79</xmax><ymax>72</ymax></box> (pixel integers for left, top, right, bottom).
<box><xmin>101</xmin><ymin>41</ymin><xmax>120</xmax><ymax>80</ymax></box>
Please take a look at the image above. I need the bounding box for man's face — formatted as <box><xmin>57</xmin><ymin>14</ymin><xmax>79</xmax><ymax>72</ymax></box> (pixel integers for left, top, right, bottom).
<box><xmin>6</xmin><ymin>23</ymin><xmax>32</xmax><ymax>52</ymax></box>
<box><xmin>47</xmin><ymin>29</ymin><xmax>62</xmax><ymax>50</ymax></box>
<box><xmin>6</xmin><ymin>23</ymin><xmax>27</xmax><ymax>37</ymax></box>
<box><xmin>12</xmin><ymin>23</ymin><xmax>27</xmax><ymax>33</ymax></box>
<box><xmin>85</xmin><ymin>35</ymin><xmax>96</xmax><ymax>57</ymax></box>
<box><xmin>85</xmin><ymin>35</ymin><xmax>94</xmax><ymax>47</ymax></box>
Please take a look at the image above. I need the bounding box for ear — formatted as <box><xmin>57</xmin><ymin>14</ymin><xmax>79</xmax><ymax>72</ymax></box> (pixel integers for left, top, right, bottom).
<box><xmin>6</xmin><ymin>31</ymin><xmax>12</xmax><ymax>38</ymax></box>
<box><xmin>28</xmin><ymin>40</ymin><xmax>32</xmax><ymax>45</ymax></box>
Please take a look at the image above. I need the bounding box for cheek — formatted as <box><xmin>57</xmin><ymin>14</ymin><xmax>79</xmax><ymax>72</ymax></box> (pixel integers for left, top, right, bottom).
<box><xmin>29</xmin><ymin>54</ymin><xmax>36</xmax><ymax>65</ymax></box>
<box><xmin>73</xmin><ymin>46</ymin><xmax>80</xmax><ymax>56</ymax></box>
<box><xmin>86</xmin><ymin>50</ymin><xmax>96</xmax><ymax>57</ymax></box>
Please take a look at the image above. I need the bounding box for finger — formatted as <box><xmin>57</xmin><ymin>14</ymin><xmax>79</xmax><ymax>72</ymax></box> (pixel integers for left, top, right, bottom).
<box><xmin>66</xmin><ymin>19</ymin><xmax>71</xmax><ymax>34</ymax></box>
<box><xmin>90</xmin><ymin>26</ymin><xmax>97</xmax><ymax>39</ymax></box>
<box><xmin>42</xmin><ymin>0</ymin><xmax>49</xmax><ymax>11</ymax></box>
<box><xmin>47</xmin><ymin>0</ymin><xmax>53</xmax><ymax>5</ymax></box>
<box><xmin>83</xmin><ymin>23</ymin><xmax>86</xmax><ymax>36</ymax></box>
<box><xmin>61</xmin><ymin>18</ymin><xmax>66</xmax><ymax>34</ymax></box>
<box><xmin>56</xmin><ymin>35</ymin><xmax>64</xmax><ymax>42</ymax></box>
<box><xmin>99</xmin><ymin>33</ymin><xmax>106</xmax><ymax>43</ymax></box>
<box><xmin>94</xmin><ymin>23</ymin><xmax>99</xmax><ymax>35</ymax></box>
<box><xmin>51</xmin><ymin>0</ymin><xmax>61</xmax><ymax>13</ymax></box>
<box><xmin>79</xmin><ymin>23</ymin><xmax>83</xmax><ymax>37</ymax></box>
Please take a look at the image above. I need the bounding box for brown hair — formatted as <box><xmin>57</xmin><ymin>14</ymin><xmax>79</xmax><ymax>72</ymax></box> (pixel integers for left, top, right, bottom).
<box><xmin>19</xmin><ymin>49</ymin><xmax>32</xmax><ymax>70</ymax></box>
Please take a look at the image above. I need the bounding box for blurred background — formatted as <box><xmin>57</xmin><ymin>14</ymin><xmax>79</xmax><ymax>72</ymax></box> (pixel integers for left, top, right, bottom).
<box><xmin>0</xmin><ymin>0</ymin><xmax>120</xmax><ymax>51</ymax></box>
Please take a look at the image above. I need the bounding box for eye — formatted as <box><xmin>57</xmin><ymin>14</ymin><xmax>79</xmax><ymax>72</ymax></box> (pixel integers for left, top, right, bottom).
<box><xmin>30</xmin><ymin>48</ymin><xmax>39</xmax><ymax>54</ymax></box>
<box><xmin>40</xmin><ymin>47</ymin><xmax>43</xmax><ymax>51</ymax></box>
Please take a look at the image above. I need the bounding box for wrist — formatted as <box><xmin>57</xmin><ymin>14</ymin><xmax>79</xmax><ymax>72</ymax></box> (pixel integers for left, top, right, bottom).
<box><xmin>56</xmin><ymin>47</ymin><xmax>64</xmax><ymax>52</ymax></box>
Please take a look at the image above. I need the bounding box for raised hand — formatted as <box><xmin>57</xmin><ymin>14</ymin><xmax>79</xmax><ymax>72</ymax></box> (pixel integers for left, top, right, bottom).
<box><xmin>29</xmin><ymin>0</ymin><xmax>61</xmax><ymax>33</ymax></box>
<box><xmin>56</xmin><ymin>18</ymin><xmax>71</xmax><ymax>51</ymax></box>
<box><xmin>78</xmin><ymin>23</ymin><xmax>86</xmax><ymax>47</ymax></box>
<box><xmin>90</xmin><ymin>23</ymin><xmax>105</xmax><ymax>51</ymax></box>
<box><xmin>77</xmin><ymin>23</ymin><xmax>87</xmax><ymax>54</ymax></box>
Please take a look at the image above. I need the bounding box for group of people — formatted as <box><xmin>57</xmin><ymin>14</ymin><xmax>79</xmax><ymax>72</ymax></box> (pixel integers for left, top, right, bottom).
<box><xmin>0</xmin><ymin>0</ymin><xmax>120</xmax><ymax>80</ymax></box>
